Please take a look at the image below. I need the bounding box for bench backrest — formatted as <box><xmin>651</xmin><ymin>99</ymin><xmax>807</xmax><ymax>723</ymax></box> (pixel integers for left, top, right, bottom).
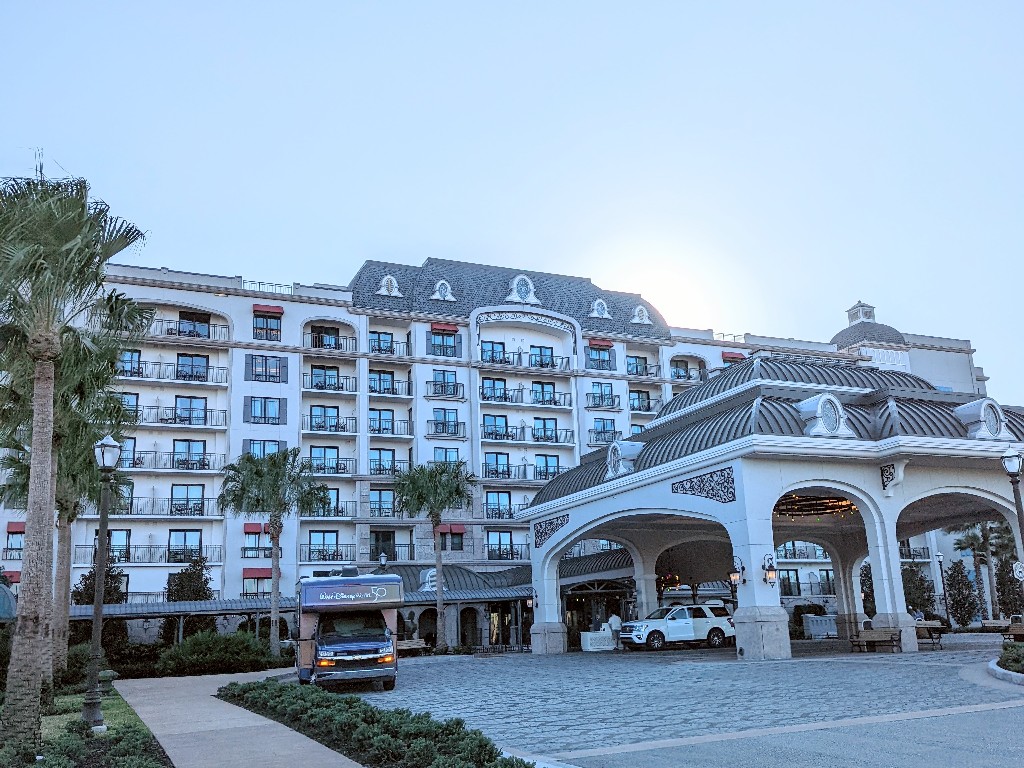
<box><xmin>856</xmin><ymin>630</ymin><xmax>900</xmax><ymax>641</ymax></box>
<box><xmin>1005</xmin><ymin>624</ymin><xmax>1024</xmax><ymax>634</ymax></box>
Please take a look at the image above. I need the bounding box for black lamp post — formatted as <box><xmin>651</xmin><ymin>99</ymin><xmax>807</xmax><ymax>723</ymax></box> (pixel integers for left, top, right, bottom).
<box><xmin>1001</xmin><ymin>449</ymin><xmax>1024</xmax><ymax>557</ymax></box>
<box><xmin>82</xmin><ymin>435</ymin><xmax>121</xmax><ymax>729</ymax></box>
<box><xmin>937</xmin><ymin>552</ymin><xmax>949</xmax><ymax>622</ymax></box>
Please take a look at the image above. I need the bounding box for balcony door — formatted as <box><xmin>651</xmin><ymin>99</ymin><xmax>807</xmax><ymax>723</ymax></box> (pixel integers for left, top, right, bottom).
<box><xmin>168</xmin><ymin>529</ymin><xmax>201</xmax><ymax>563</ymax></box>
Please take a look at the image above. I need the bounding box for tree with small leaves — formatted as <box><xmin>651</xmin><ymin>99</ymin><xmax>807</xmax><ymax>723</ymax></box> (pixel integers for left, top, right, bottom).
<box><xmin>996</xmin><ymin>556</ymin><xmax>1024</xmax><ymax>619</ymax></box>
<box><xmin>160</xmin><ymin>555</ymin><xmax>217</xmax><ymax>644</ymax></box>
<box><xmin>860</xmin><ymin>563</ymin><xmax>876</xmax><ymax>617</ymax></box>
<box><xmin>945</xmin><ymin>560</ymin><xmax>980</xmax><ymax>628</ymax></box>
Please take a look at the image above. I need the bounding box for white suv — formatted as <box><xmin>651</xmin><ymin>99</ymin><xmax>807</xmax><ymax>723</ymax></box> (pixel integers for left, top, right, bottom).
<box><xmin>621</xmin><ymin>601</ymin><xmax>735</xmax><ymax>650</ymax></box>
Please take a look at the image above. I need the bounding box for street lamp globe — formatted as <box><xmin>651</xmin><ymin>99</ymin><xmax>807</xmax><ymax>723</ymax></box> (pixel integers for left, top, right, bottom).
<box><xmin>937</xmin><ymin>552</ymin><xmax>943</xmax><ymax>565</ymax></box>
<box><xmin>93</xmin><ymin>435</ymin><xmax>122</xmax><ymax>471</ymax></box>
<box><xmin>378</xmin><ymin>550</ymin><xmax>388</xmax><ymax>569</ymax></box>
<box><xmin>1002</xmin><ymin>448</ymin><xmax>1024</xmax><ymax>478</ymax></box>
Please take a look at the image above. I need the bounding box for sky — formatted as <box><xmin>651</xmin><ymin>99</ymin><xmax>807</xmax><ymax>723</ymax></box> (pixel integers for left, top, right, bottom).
<box><xmin>2</xmin><ymin>3</ymin><xmax>1021</xmax><ymax>402</ymax></box>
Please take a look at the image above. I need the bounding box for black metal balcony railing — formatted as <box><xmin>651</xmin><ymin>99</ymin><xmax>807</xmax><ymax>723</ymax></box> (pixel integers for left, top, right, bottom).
<box><xmin>137</xmin><ymin>407</ymin><xmax>227</xmax><ymax>427</ymax></box>
<box><xmin>483</xmin><ymin>464</ymin><xmax>528</xmax><ymax>480</ymax></box>
<box><xmin>83</xmin><ymin>497</ymin><xmax>221</xmax><ymax>517</ymax></box>
<box><xmin>301</xmin><ymin>501</ymin><xmax>358</xmax><ymax>518</ymax></box>
<box><xmin>300</xmin><ymin>544</ymin><xmax>357</xmax><ymax>562</ymax></box>
<box><xmin>585</xmin><ymin>357</ymin><xmax>614</xmax><ymax>371</ymax></box>
<box><xmin>480</xmin><ymin>349</ymin><xmax>518</xmax><ymax>365</ymax></box>
<box><xmin>240</xmin><ymin>546</ymin><xmax>281</xmax><ymax>559</ymax></box>
<box><xmin>244</xmin><ymin>279</ymin><xmax>293</xmax><ymax>294</ymax></box>
<box><xmin>369</xmin><ymin>380</ymin><xmax>411</xmax><ymax>396</ymax></box>
<box><xmin>481</xmin><ymin>425</ymin><xmax>526</xmax><ymax>441</ymax></box>
<box><xmin>366</xmin><ymin>503</ymin><xmax>399</xmax><ymax>518</ymax></box>
<box><xmin>529</xmin><ymin>354</ymin><xmax>570</xmax><ymax>371</ymax></box>
<box><xmin>2</xmin><ymin>548</ymin><xmax>23</xmax><ymax>560</ymax></box>
<box><xmin>533</xmin><ymin>465</ymin><xmax>570</xmax><ymax>481</ymax></box>
<box><xmin>303</xmin><ymin>373</ymin><xmax>358</xmax><ymax>392</ymax></box>
<box><xmin>241</xmin><ymin>591</ymin><xmax>274</xmax><ymax>599</ymax></box>
<box><xmin>368</xmin><ymin>460</ymin><xmax>410</xmax><ymax>476</ymax></box>
<box><xmin>429</xmin><ymin>343</ymin><xmax>459</xmax><ymax>358</ymax></box>
<box><xmin>629</xmin><ymin>398</ymin><xmax>661</xmax><ymax>413</ymax></box>
<box><xmin>425</xmin><ymin>381</ymin><xmax>464</xmax><ymax>398</ymax></box>
<box><xmin>480</xmin><ymin>350</ymin><xmax>569</xmax><ymax>371</ymax></box>
<box><xmin>531</xmin><ymin>391</ymin><xmax>572</xmax><ymax>407</ymax></box>
<box><xmin>369</xmin><ymin>340</ymin><xmax>409</xmax><ymax>356</ymax></box>
<box><xmin>532</xmin><ymin>428</ymin><xmax>574</xmax><ymax>444</ymax></box>
<box><xmin>480</xmin><ymin>387</ymin><xmax>523</xmax><ymax>404</ymax></box>
<box><xmin>427</xmin><ymin>420</ymin><xmax>466</xmax><ymax>438</ymax></box>
<box><xmin>126</xmin><ymin>590</ymin><xmax>218</xmax><ymax>603</ymax></box>
<box><xmin>671</xmin><ymin>367</ymin><xmax>706</xmax><ymax>382</ymax></box>
<box><xmin>900</xmin><ymin>546</ymin><xmax>931</xmax><ymax>560</ymax></box>
<box><xmin>306</xmin><ymin>457</ymin><xmax>357</xmax><ymax>475</ymax></box>
<box><xmin>302</xmin><ymin>333</ymin><xmax>358</xmax><ymax>352</ymax></box>
<box><xmin>776</xmin><ymin>545</ymin><xmax>830</xmax><ymax>561</ymax></box>
<box><xmin>74</xmin><ymin>544</ymin><xmax>223</xmax><ymax>565</ymax></box>
<box><xmin>370</xmin><ymin>544</ymin><xmax>414</xmax><ymax>562</ymax></box>
<box><xmin>780</xmin><ymin>580</ymin><xmax>838</xmax><ymax>598</ymax></box>
<box><xmin>117</xmin><ymin>452</ymin><xmax>225</xmax><ymax>471</ymax></box>
<box><xmin>368</xmin><ymin>419</ymin><xmax>412</xmax><ymax>436</ymax></box>
<box><xmin>252</xmin><ymin>327</ymin><xmax>281</xmax><ymax>341</ymax></box>
<box><xmin>483</xmin><ymin>504</ymin><xmax>529</xmax><ymax>519</ymax></box>
<box><xmin>588</xmin><ymin>429</ymin><xmax>621</xmax><ymax>445</ymax></box>
<box><xmin>586</xmin><ymin>393</ymin><xmax>620</xmax><ymax>409</ymax></box>
<box><xmin>627</xmin><ymin>362</ymin><xmax>661</xmax><ymax>377</ymax></box>
<box><xmin>302</xmin><ymin>415</ymin><xmax>357</xmax><ymax>433</ymax></box>
<box><xmin>116</xmin><ymin>361</ymin><xmax>229</xmax><ymax>384</ymax></box>
<box><xmin>150</xmin><ymin>318</ymin><xmax>230</xmax><ymax>341</ymax></box>
<box><xmin>486</xmin><ymin>544</ymin><xmax>529</xmax><ymax>561</ymax></box>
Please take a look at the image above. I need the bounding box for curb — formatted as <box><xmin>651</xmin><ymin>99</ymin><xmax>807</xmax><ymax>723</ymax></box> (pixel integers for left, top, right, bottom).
<box><xmin>987</xmin><ymin>659</ymin><xmax>1024</xmax><ymax>685</ymax></box>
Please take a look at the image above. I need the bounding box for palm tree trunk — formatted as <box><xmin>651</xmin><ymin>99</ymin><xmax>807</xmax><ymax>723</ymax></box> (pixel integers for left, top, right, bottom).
<box><xmin>269</xmin><ymin>527</ymin><xmax>281</xmax><ymax>658</ymax></box>
<box><xmin>0</xmin><ymin>358</ymin><xmax>56</xmax><ymax>751</ymax></box>
<box><xmin>972</xmin><ymin>552</ymin><xmax>989</xmax><ymax>621</ymax></box>
<box><xmin>39</xmin><ymin>454</ymin><xmax>57</xmax><ymax>706</ymax></box>
<box><xmin>53</xmin><ymin>509</ymin><xmax>74</xmax><ymax>672</ymax></box>
<box><xmin>982</xmin><ymin>526</ymin><xmax>1000</xmax><ymax>619</ymax></box>
<box><xmin>434</xmin><ymin>529</ymin><xmax>447</xmax><ymax>653</ymax></box>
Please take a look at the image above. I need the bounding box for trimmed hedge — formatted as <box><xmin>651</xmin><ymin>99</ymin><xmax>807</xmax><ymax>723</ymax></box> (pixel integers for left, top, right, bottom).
<box><xmin>218</xmin><ymin>680</ymin><xmax>534</xmax><ymax>768</ymax></box>
<box><xmin>998</xmin><ymin>642</ymin><xmax>1024</xmax><ymax>674</ymax></box>
<box><xmin>155</xmin><ymin>631</ymin><xmax>287</xmax><ymax>677</ymax></box>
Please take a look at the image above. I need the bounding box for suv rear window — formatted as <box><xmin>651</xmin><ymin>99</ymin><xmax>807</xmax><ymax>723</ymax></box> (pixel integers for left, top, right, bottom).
<box><xmin>709</xmin><ymin>607</ymin><xmax>731</xmax><ymax>617</ymax></box>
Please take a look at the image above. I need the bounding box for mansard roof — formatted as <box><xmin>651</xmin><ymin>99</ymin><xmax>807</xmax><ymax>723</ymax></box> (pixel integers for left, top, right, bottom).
<box><xmin>348</xmin><ymin>258</ymin><xmax>672</xmax><ymax>339</ymax></box>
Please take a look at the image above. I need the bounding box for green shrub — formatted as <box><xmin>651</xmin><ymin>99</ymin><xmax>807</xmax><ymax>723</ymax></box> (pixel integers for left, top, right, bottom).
<box><xmin>108</xmin><ymin>642</ymin><xmax>166</xmax><ymax>679</ymax></box>
<box><xmin>54</xmin><ymin>643</ymin><xmax>95</xmax><ymax>691</ymax></box>
<box><xmin>217</xmin><ymin>680</ymin><xmax>533</xmax><ymax>768</ymax></box>
<box><xmin>999</xmin><ymin>642</ymin><xmax>1024</xmax><ymax>674</ymax></box>
<box><xmin>156</xmin><ymin>630</ymin><xmax>272</xmax><ymax>676</ymax></box>
<box><xmin>106</xmin><ymin>723</ymin><xmax>155</xmax><ymax>758</ymax></box>
<box><xmin>789</xmin><ymin>604</ymin><xmax>827</xmax><ymax>639</ymax></box>
<box><xmin>43</xmin><ymin>732</ymin><xmax>87</xmax><ymax>763</ymax></box>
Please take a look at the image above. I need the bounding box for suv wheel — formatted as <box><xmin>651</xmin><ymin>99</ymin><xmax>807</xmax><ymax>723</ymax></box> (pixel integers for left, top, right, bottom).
<box><xmin>707</xmin><ymin>628</ymin><xmax>726</xmax><ymax>648</ymax></box>
<box><xmin>646</xmin><ymin>631</ymin><xmax>666</xmax><ymax>650</ymax></box>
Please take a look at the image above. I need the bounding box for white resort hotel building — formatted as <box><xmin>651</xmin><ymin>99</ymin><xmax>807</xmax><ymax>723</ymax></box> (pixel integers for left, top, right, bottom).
<box><xmin>0</xmin><ymin>258</ymin><xmax>1006</xmax><ymax>650</ymax></box>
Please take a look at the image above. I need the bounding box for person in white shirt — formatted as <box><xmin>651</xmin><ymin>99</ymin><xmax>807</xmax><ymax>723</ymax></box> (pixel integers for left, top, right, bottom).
<box><xmin>607</xmin><ymin>611</ymin><xmax>623</xmax><ymax>650</ymax></box>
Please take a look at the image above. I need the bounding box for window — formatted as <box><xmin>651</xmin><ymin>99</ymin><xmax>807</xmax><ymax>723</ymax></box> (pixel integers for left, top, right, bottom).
<box><xmin>323</xmin><ymin>488</ymin><xmax>341</xmax><ymax>514</ymax></box>
<box><xmin>309</xmin><ymin>530</ymin><xmax>339</xmax><ymax>549</ymax></box>
<box><xmin>243</xmin><ymin>531</ymin><xmax>261</xmax><ymax>553</ymax></box>
<box><xmin>175</xmin><ymin>395</ymin><xmax>208</xmax><ymax>425</ymax></box>
<box><xmin>819</xmin><ymin>569</ymin><xmax>835</xmax><ymax>595</ymax></box>
<box><xmin>481</xmin><ymin>340</ymin><xmax>506</xmax><ymax>364</ymax></box>
<box><xmin>431</xmin><ymin>331</ymin><xmax>456</xmax><ymax>357</ymax></box>
<box><xmin>431</xmin><ymin>369</ymin><xmax>458</xmax><ymax>396</ymax></box>
<box><xmin>440</xmin><ymin>533</ymin><xmax>464</xmax><ymax>552</ymax></box>
<box><xmin>5</xmin><ymin>531</ymin><xmax>24</xmax><ymax>557</ymax></box>
<box><xmin>310</xmin><ymin>445</ymin><xmax>340</xmax><ymax>472</ymax></box>
<box><xmin>586</xmin><ymin>346</ymin><xmax>612</xmax><ymax>370</ymax></box>
<box><xmin>485</xmin><ymin>492</ymin><xmax>512</xmax><ymax>518</ymax></box>
<box><xmin>590</xmin><ymin>382</ymin><xmax>615</xmax><ymax>408</ymax></box>
<box><xmin>778</xmin><ymin>569</ymin><xmax>801</xmax><ymax>597</ymax></box>
<box><xmin>370</xmin><ymin>530</ymin><xmax>396</xmax><ymax>560</ymax></box>
<box><xmin>433</xmin><ymin>447</ymin><xmax>459</xmax><ymax>464</ymax></box>
<box><xmin>369</xmin><ymin>370</ymin><xmax>396</xmax><ymax>394</ymax></box>
<box><xmin>172</xmin><ymin>439</ymin><xmax>207</xmax><ymax>469</ymax></box>
<box><xmin>310</xmin><ymin>365</ymin><xmax>339</xmax><ymax>390</ymax></box>
<box><xmin>369</xmin><ymin>331</ymin><xmax>395</xmax><ymax>354</ymax></box>
<box><xmin>309</xmin><ymin>404</ymin><xmax>338</xmax><ymax>430</ymax></box>
<box><xmin>369</xmin><ymin>448</ymin><xmax>396</xmax><ymax>474</ymax></box>
<box><xmin>117</xmin><ymin>350</ymin><xmax>142</xmax><ymax>377</ymax></box>
<box><xmin>119</xmin><ymin>392</ymin><xmax>139</xmax><ymax>411</ymax></box>
<box><xmin>176</xmin><ymin>354</ymin><xmax>209</xmax><ymax>382</ymax></box>
<box><xmin>597</xmin><ymin>539</ymin><xmax>621</xmax><ymax>551</ymax></box>
<box><xmin>487</xmin><ymin>530</ymin><xmax>513</xmax><ymax>559</ymax></box>
<box><xmin>251</xmin><ymin>397</ymin><xmax>281</xmax><ymax>425</ymax></box>
<box><xmin>530</xmin><ymin>345</ymin><xmax>554</xmax><ymax>367</ymax></box>
<box><xmin>253</xmin><ymin>314</ymin><xmax>281</xmax><ymax>341</ymax></box>
<box><xmin>626</xmin><ymin>355</ymin><xmax>648</xmax><ymax>376</ymax></box>
<box><xmin>368</xmin><ymin>408</ymin><xmax>394</xmax><ymax>434</ymax></box>
<box><xmin>481</xmin><ymin>377</ymin><xmax>507</xmax><ymax>401</ymax></box>
<box><xmin>178</xmin><ymin>311</ymin><xmax>211</xmax><ymax>338</ymax></box>
<box><xmin>170</xmin><ymin>484</ymin><xmax>204</xmax><ymax>515</ymax></box>
<box><xmin>532</xmin><ymin>381</ymin><xmax>555</xmax><ymax>405</ymax></box>
<box><xmin>369</xmin><ymin>490</ymin><xmax>394</xmax><ymax>515</ymax></box>
<box><xmin>310</xmin><ymin>324</ymin><xmax>340</xmax><ymax>349</ymax></box>
<box><xmin>105</xmin><ymin>529</ymin><xmax>131</xmax><ymax>563</ymax></box>
<box><xmin>484</xmin><ymin>452</ymin><xmax>510</xmax><ymax>478</ymax></box>
<box><xmin>251</xmin><ymin>355</ymin><xmax>282</xmax><ymax>383</ymax></box>
<box><xmin>168</xmin><ymin>529</ymin><xmax>201</xmax><ymax>562</ymax></box>
<box><xmin>242</xmin><ymin>577</ymin><xmax>271</xmax><ymax>598</ymax></box>
<box><xmin>629</xmin><ymin>390</ymin><xmax>651</xmax><ymax>411</ymax></box>
<box><xmin>594</xmin><ymin>418</ymin><xmax>615</xmax><ymax>434</ymax></box>
<box><xmin>433</xmin><ymin>369</ymin><xmax>456</xmax><ymax>384</ymax></box>
<box><xmin>535</xmin><ymin>454</ymin><xmax>559</xmax><ymax>480</ymax></box>
<box><xmin>431</xmin><ymin>408</ymin><xmax>459</xmax><ymax>436</ymax></box>
<box><xmin>630</xmin><ymin>424</ymin><xmax>644</xmax><ymax>437</ymax></box>
<box><xmin>482</xmin><ymin>414</ymin><xmax>509</xmax><ymax>439</ymax></box>
<box><xmin>533</xmin><ymin>417</ymin><xmax>556</xmax><ymax>442</ymax></box>
<box><xmin>249</xmin><ymin>440</ymin><xmax>280</xmax><ymax>458</ymax></box>
<box><xmin>119</xmin><ymin>437</ymin><xmax>137</xmax><ymax>468</ymax></box>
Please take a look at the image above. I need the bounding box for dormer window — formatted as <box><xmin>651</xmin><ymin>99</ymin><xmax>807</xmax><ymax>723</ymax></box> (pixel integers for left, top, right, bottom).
<box><xmin>377</xmin><ymin>275</ymin><xmax>403</xmax><ymax>297</ymax></box>
<box><xmin>504</xmin><ymin>274</ymin><xmax>540</xmax><ymax>305</ymax></box>
<box><xmin>630</xmin><ymin>305</ymin><xmax>652</xmax><ymax>325</ymax></box>
<box><xmin>590</xmin><ymin>299</ymin><xmax>612</xmax><ymax>319</ymax></box>
<box><xmin>430</xmin><ymin>280</ymin><xmax>456</xmax><ymax>302</ymax></box>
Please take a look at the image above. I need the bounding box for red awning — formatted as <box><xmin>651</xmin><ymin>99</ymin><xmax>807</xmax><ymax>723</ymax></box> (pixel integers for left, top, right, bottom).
<box><xmin>253</xmin><ymin>303</ymin><xmax>284</xmax><ymax>315</ymax></box>
<box><xmin>263</xmin><ymin>524</ymin><xmax>271</xmax><ymax>534</ymax></box>
<box><xmin>435</xmin><ymin>524</ymin><xmax>451</xmax><ymax>533</ymax></box>
<box><xmin>6</xmin><ymin>522</ymin><xmax>25</xmax><ymax>534</ymax></box>
<box><xmin>6</xmin><ymin>571</ymin><xmax>19</xmax><ymax>584</ymax></box>
<box><xmin>587</xmin><ymin>339</ymin><xmax>614</xmax><ymax>349</ymax></box>
<box><xmin>722</xmin><ymin>351</ymin><xmax>746</xmax><ymax>361</ymax></box>
<box><xmin>449</xmin><ymin>524</ymin><xmax>466</xmax><ymax>534</ymax></box>
<box><xmin>431</xmin><ymin>322</ymin><xmax>459</xmax><ymax>333</ymax></box>
<box><xmin>243</xmin><ymin>523</ymin><xmax>262</xmax><ymax>534</ymax></box>
<box><xmin>243</xmin><ymin>568</ymin><xmax>272</xmax><ymax>579</ymax></box>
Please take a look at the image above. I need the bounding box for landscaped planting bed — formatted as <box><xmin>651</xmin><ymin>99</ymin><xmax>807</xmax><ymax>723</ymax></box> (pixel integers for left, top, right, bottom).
<box><xmin>218</xmin><ymin>679</ymin><xmax>534</xmax><ymax>768</ymax></box>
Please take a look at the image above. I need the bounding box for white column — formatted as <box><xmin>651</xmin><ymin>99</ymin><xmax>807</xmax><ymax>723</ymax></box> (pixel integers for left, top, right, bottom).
<box><xmin>830</xmin><ymin>544</ymin><xmax>867</xmax><ymax>640</ymax></box>
<box><xmin>865</xmin><ymin>510</ymin><xmax>918</xmax><ymax>652</ymax></box>
<box><xmin>729</xmin><ymin>512</ymin><xmax>791</xmax><ymax>661</ymax></box>
<box><xmin>530</xmin><ymin>555</ymin><xmax>566</xmax><ymax>654</ymax></box>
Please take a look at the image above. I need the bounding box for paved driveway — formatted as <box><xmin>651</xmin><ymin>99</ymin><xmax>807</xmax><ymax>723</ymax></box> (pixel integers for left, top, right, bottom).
<box><xmin>358</xmin><ymin>637</ymin><xmax>1024</xmax><ymax>768</ymax></box>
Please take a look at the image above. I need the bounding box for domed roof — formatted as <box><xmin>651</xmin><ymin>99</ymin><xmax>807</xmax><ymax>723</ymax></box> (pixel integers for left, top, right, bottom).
<box><xmin>830</xmin><ymin>322</ymin><xmax>906</xmax><ymax>349</ymax></box>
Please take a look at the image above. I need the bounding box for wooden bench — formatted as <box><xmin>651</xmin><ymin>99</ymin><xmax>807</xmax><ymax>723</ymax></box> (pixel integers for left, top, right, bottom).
<box><xmin>982</xmin><ymin>619</ymin><xmax>1011</xmax><ymax>631</ymax></box>
<box><xmin>1001</xmin><ymin>624</ymin><xmax>1024</xmax><ymax>643</ymax></box>
<box><xmin>915</xmin><ymin>621</ymin><xmax>945</xmax><ymax>650</ymax></box>
<box><xmin>850</xmin><ymin>629</ymin><xmax>902</xmax><ymax>653</ymax></box>
<box><xmin>397</xmin><ymin>638</ymin><xmax>428</xmax><ymax>656</ymax></box>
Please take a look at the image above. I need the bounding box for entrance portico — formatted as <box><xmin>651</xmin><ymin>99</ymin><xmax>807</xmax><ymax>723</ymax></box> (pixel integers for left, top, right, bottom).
<box><xmin>524</xmin><ymin>356</ymin><xmax>1024</xmax><ymax>660</ymax></box>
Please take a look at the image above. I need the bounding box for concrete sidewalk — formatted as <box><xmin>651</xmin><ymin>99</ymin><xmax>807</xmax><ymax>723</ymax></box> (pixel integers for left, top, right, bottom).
<box><xmin>115</xmin><ymin>671</ymin><xmax>363</xmax><ymax>768</ymax></box>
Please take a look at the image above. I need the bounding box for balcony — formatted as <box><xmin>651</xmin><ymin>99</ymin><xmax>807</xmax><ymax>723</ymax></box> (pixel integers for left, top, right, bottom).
<box><xmin>481</xmin><ymin>425</ymin><xmax>526</xmax><ymax>441</ymax></box>
<box><xmin>302</xmin><ymin>373</ymin><xmax>357</xmax><ymax>392</ymax></box>
<box><xmin>479</xmin><ymin>351</ymin><xmax>569</xmax><ymax>371</ymax></box>
<box><xmin>241</xmin><ymin>591</ymin><xmax>273</xmax><ymax>599</ymax></box>
<box><xmin>369</xmin><ymin>380</ymin><xmax>411</xmax><ymax>397</ymax></box>
<box><xmin>136</xmin><ymin>407</ymin><xmax>227</xmax><ymax>427</ymax></box>
<box><xmin>370</xmin><ymin>544</ymin><xmax>415</xmax><ymax>562</ymax></box>
<box><xmin>528</xmin><ymin>354</ymin><xmax>570</xmax><ymax>372</ymax></box>
<box><xmin>588</xmin><ymin>429</ymin><xmax>621</xmax><ymax>445</ymax></box>
<box><xmin>368</xmin><ymin>460</ymin><xmax>410</xmax><ymax>476</ymax></box>
<box><xmin>425</xmin><ymin>381</ymin><xmax>464</xmax><ymax>399</ymax></box>
<box><xmin>426</xmin><ymin>420</ymin><xmax>466</xmax><ymax>439</ymax></box>
<box><xmin>74</xmin><ymin>545</ymin><xmax>223</xmax><ymax>565</ymax></box>
<box><xmin>117</xmin><ymin>453</ymin><xmax>225</xmax><ymax>471</ymax></box>
<box><xmin>484</xmin><ymin>504</ymin><xmax>529</xmax><ymax>519</ymax></box>
<box><xmin>532</xmin><ymin>428</ymin><xmax>574</xmax><ymax>444</ymax></box>
<box><xmin>302</xmin><ymin>415</ymin><xmax>357</xmax><ymax>433</ymax></box>
<box><xmin>586</xmin><ymin>393</ymin><xmax>620</xmax><ymax>410</ymax></box>
<box><xmin>486</xmin><ymin>544</ymin><xmax>529</xmax><ymax>561</ymax></box>
<box><xmin>244</xmin><ymin>280</ymin><xmax>293</xmax><ymax>294</ymax></box>
<box><xmin>300</xmin><ymin>544</ymin><xmax>356</xmax><ymax>562</ymax></box>
<box><xmin>127</xmin><ymin>590</ymin><xmax>220</xmax><ymax>603</ymax></box>
<box><xmin>780</xmin><ymin>580</ymin><xmax>837</xmax><ymax>598</ymax></box>
<box><xmin>302</xmin><ymin>333</ymin><xmax>358</xmax><ymax>352</ymax></box>
<box><xmin>531</xmin><ymin>391</ymin><xmax>572</xmax><ymax>407</ymax></box>
<box><xmin>241</xmin><ymin>547</ymin><xmax>281</xmax><ymax>559</ymax></box>
<box><xmin>306</xmin><ymin>457</ymin><xmax>357</xmax><ymax>475</ymax></box>
<box><xmin>629</xmin><ymin>397</ymin><xmax>661</xmax><ymax>414</ymax></box>
<box><xmin>776</xmin><ymin>544</ymin><xmax>830</xmax><ymax>561</ymax></box>
<box><xmin>369</xmin><ymin>340</ymin><xmax>409</xmax><ymax>357</ymax></box>
<box><xmin>252</xmin><ymin>327</ymin><xmax>281</xmax><ymax>341</ymax></box>
<box><xmin>534</xmin><ymin>465</ymin><xmax>571</xmax><ymax>481</ymax></box>
<box><xmin>428</xmin><ymin>343</ymin><xmax>459</xmax><ymax>358</ymax></box>
<box><xmin>483</xmin><ymin>464</ymin><xmax>528</xmax><ymax>481</ymax></box>
<box><xmin>585</xmin><ymin>357</ymin><xmax>614</xmax><ymax>371</ymax></box>
<box><xmin>150</xmin><ymin>318</ymin><xmax>230</xmax><ymax>341</ymax></box>
<box><xmin>368</xmin><ymin>419</ymin><xmax>413</xmax><ymax>436</ymax></box>
<box><xmin>366</xmin><ymin>503</ymin><xmax>400</xmax><ymax>518</ymax></box>
<box><xmin>2</xmin><ymin>548</ymin><xmax>23</xmax><ymax>560</ymax></box>
<box><xmin>900</xmin><ymin>546</ymin><xmax>931</xmax><ymax>560</ymax></box>
<box><xmin>300</xmin><ymin>501</ymin><xmax>358</xmax><ymax>518</ymax></box>
<box><xmin>627</xmin><ymin>362</ymin><xmax>661</xmax><ymax>377</ymax></box>
<box><xmin>480</xmin><ymin>387</ymin><xmax>524</xmax><ymax>404</ymax></box>
<box><xmin>116</xmin><ymin>361</ymin><xmax>229</xmax><ymax>384</ymax></box>
<box><xmin>671</xmin><ymin>367</ymin><xmax>707</xmax><ymax>382</ymax></box>
<box><xmin>81</xmin><ymin>497</ymin><xmax>221</xmax><ymax>517</ymax></box>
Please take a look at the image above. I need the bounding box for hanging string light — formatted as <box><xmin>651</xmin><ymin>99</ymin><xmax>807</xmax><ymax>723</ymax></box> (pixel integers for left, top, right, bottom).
<box><xmin>773</xmin><ymin>494</ymin><xmax>859</xmax><ymax>521</ymax></box>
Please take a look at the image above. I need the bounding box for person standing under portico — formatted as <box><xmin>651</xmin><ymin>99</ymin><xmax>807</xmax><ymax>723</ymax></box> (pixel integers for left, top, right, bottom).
<box><xmin>608</xmin><ymin>609</ymin><xmax>623</xmax><ymax>651</ymax></box>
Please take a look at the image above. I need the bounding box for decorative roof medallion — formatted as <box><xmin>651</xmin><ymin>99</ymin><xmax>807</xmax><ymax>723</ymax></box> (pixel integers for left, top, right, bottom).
<box><xmin>605</xmin><ymin>440</ymin><xmax>643</xmax><ymax>480</ymax></box>
<box><xmin>953</xmin><ymin>398</ymin><xmax>1012</xmax><ymax>440</ymax></box>
<box><xmin>984</xmin><ymin>404</ymin><xmax>1001</xmax><ymax>436</ymax></box>
<box><xmin>430</xmin><ymin>279</ymin><xmax>456</xmax><ymax>302</ymax></box>
<box><xmin>376</xmin><ymin>274</ymin><xmax>403</xmax><ymax>297</ymax></box>
<box><xmin>505</xmin><ymin>275</ymin><xmax>541</xmax><ymax>305</ymax></box>
<box><xmin>590</xmin><ymin>299</ymin><xmax>612</xmax><ymax>319</ymax></box>
<box><xmin>630</xmin><ymin>305</ymin><xmax>652</xmax><ymax>324</ymax></box>
<box><xmin>795</xmin><ymin>393</ymin><xmax>856</xmax><ymax>438</ymax></box>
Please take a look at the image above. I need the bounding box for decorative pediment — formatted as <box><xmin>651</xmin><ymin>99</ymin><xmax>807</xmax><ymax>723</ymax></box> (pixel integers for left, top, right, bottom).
<box><xmin>605</xmin><ymin>440</ymin><xmax>644</xmax><ymax>480</ymax></box>
<box><xmin>430</xmin><ymin>280</ymin><xmax>456</xmax><ymax>302</ymax></box>
<box><xmin>376</xmin><ymin>274</ymin><xmax>403</xmax><ymax>297</ymax></box>
<box><xmin>630</xmin><ymin>305</ymin><xmax>652</xmax><ymax>325</ymax></box>
<box><xmin>505</xmin><ymin>275</ymin><xmax>541</xmax><ymax>305</ymax></box>
<box><xmin>589</xmin><ymin>299</ymin><xmax>612</xmax><ymax>319</ymax></box>
<box><xmin>794</xmin><ymin>393</ymin><xmax>856</xmax><ymax>438</ymax></box>
<box><xmin>953</xmin><ymin>398</ymin><xmax>1014</xmax><ymax>440</ymax></box>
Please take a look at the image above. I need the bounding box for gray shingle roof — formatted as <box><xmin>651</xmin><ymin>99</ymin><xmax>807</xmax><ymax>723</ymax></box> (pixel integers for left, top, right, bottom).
<box><xmin>830</xmin><ymin>322</ymin><xmax>907</xmax><ymax>348</ymax></box>
<box><xmin>348</xmin><ymin>258</ymin><xmax>672</xmax><ymax>339</ymax></box>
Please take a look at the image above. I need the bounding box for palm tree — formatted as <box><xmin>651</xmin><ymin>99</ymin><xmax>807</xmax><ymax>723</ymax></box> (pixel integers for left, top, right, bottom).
<box><xmin>393</xmin><ymin>461</ymin><xmax>475</xmax><ymax>653</ymax></box>
<box><xmin>218</xmin><ymin>448</ymin><xmax>328</xmax><ymax>656</ymax></box>
<box><xmin>0</xmin><ymin>176</ymin><xmax>145</xmax><ymax>749</ymax></box>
